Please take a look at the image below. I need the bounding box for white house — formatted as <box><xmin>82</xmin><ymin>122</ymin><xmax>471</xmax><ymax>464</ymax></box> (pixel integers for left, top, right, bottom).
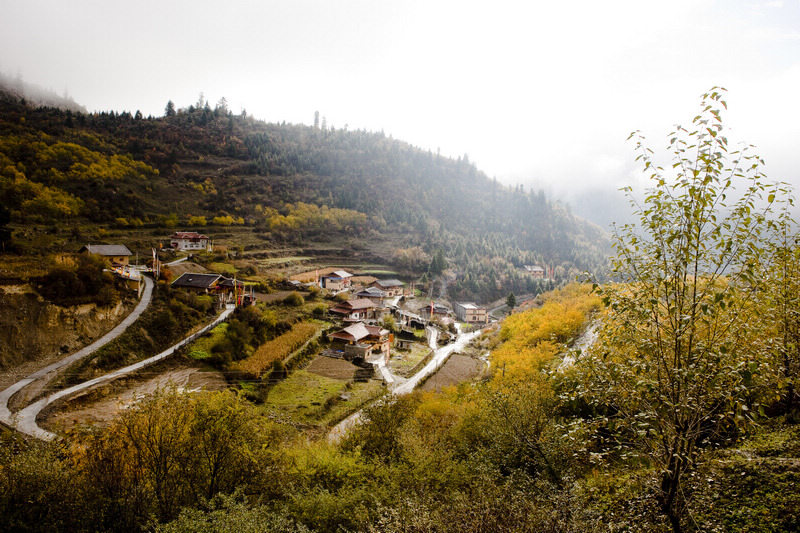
<box><xmin>170</xmin><ymin>231</ymin><xmax>212</xmax><ymax>252</ymax></box>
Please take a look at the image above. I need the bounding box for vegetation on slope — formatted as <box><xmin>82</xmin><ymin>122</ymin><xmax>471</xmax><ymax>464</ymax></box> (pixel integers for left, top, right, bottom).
<box><xmin>1</xmin><ymin>89</ymin><xmax>797</xmax><ymax>532</ymax></box>
<box><xmin>0</xmin><ymin>89</ymin><xmax>608</xmax><ymax>302</ymax></box>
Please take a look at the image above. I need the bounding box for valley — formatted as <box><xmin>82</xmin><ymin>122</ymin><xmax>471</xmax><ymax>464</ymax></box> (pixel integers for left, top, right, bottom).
<box><xmin>1</xmin><ymin>87</ymin><xmax>798</xmax><ymax>533</ymax></box>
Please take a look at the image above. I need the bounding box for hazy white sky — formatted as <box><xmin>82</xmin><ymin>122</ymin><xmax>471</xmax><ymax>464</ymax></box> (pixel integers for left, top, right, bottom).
<box><xmin>2</xmin><ymin>0</ymin><xmax>799</xmax><ymax>198</ymax></box>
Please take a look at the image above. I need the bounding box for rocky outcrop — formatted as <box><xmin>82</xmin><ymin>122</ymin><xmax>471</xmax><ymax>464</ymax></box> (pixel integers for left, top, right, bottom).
<box><xmin>0</xmin><ymin>285</ymin><xmax>132</xmax><ymax>369</ymax></box>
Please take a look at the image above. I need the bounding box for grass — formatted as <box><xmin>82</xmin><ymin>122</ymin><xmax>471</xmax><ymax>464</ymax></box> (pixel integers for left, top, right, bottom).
<box><xmin>187</xmin><ymin>322</ymin><xmax>228</xmax><ymax>360</ymax></box>
<box><xmin>389</xmin><ymin>343</ymin><xmax>432</xmax><ymax>377</ymax></box>
<box><xmin>257</xmin><ymin>256</ymin><xmax>313</xmax><ymax>265</ymax></box>
<box><xmin>262</xmin><ymin>370</ymin><xmax>384</xmax><ymax>426</ymax></box>
<box><xmin>263</xmin><ymin>370</ymin><xmax>346</xmax><ymax>420</ymax></box>
<box><xmin>208</xmin><ymin>262</ymin><xmax>236</xmax><ymax>274</ymax></box>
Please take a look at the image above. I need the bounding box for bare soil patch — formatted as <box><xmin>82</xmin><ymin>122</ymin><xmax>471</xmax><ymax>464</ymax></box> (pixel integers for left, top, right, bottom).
<box><xmin>254</xmin><ymin>290</ymin><xmax>308</xmax><ymax>303</ymax></box>
<box><xmin>420</xmin><ymin>354</ymin><xmax>483</xmax><ymax>392</ymax></box>
<box><xmin>349</xmin><ymin>275</ymin><xmax>378</xmax><ymax>286</ymax></box>
<box><xmin>40</xmin><ymin>359</ymin><xmax>227</xmax><ymax>433</ymax></box>
<box><xmin>306</xmin><ymin>356</ymin><xmax>359</xmax><ymax>380</ymax></box>
<box><xmin>166</xmin><ymin>261</ymin><xmax>208</xmax><ymax>278</ymax></box>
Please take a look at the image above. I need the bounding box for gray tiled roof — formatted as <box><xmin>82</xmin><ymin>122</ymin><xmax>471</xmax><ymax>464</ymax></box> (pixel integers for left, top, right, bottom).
<box><xmin>374</xmin><ymin>278</ymin><xmax>404</xmax><ymax>287</ymax></box>
<box><xmin>80</xmin><ymin>244</ymin><xmax>132</xmax><ymax>256</ymax></box>
<box><xmin>171</xmin><ymin>272</ymin><xmax>222</xmax><ymax>289</ymax></box>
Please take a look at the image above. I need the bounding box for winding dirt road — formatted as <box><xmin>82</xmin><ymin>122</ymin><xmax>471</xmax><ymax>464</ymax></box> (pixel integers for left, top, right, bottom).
<box><xmin>0</xmin><ymin>276</ymin><xmax>154</xmax><ymax>432</ymax></box>
<box><xmin>17</xmin><ymin>304</ymin><xmax>235</xmax><ymax>441</ymax></box>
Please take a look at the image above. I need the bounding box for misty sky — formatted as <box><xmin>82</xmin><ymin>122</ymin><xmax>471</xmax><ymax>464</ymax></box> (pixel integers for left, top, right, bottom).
<box><xmin>2</xmin><ymin>0</ymin><xmax>799</xmax><ymax>205</ymax></box>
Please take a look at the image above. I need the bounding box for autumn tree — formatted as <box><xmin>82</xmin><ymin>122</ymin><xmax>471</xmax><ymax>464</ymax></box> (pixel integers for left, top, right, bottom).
<box><xmin>575</xmin><ymin>88</ymin><xmax>787</xmax><ymax>532</ymax></box>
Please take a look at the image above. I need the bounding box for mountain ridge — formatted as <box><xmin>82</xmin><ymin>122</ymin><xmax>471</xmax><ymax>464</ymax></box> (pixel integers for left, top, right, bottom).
<box><xmin>0</xmin><ymin>90</ymin><xmax>609</xmax><ymax>302</ymax></box>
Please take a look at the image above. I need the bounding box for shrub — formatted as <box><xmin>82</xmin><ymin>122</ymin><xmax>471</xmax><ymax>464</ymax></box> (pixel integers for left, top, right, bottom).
<box><xmin>283</xmin><ymin>291</ymin><xmax>304</xmax><ymax>306</ymax></box>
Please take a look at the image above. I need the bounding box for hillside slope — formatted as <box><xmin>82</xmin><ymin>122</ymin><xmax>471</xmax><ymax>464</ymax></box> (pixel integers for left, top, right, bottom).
<box><xmin>0</xmin><ymin>91</ymin><xmax>609</xmax><ymax>302</ymax></box>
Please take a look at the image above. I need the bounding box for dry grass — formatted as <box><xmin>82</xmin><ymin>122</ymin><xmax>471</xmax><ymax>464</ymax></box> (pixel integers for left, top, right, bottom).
<box><xmin>306</xmin><ymin>356</ymin><xmax>359</xmax><ymax>380</ymax></box>
<box><xmin>231</xmin><ymin>322</ymin><xmax>318</xmax><ymax>379</ymax></box>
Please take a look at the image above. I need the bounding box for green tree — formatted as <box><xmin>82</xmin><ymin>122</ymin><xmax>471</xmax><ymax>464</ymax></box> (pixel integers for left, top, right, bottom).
<box><xmin>429</xmin><ymin>249</ymin><xmax>446</xmax><ymax>275</ymax></box>
<box><xmin>575</xmin><ymin>88</ymin><xmax>786</xmax><ymax>532</ymax></box>
<box><xmin>505</xmin><ymin>292</ymin><xmax>516</xmax><ymax>310</ymax></box>
<box><xmin>165</xmin><ymin>100</ymin><xmax>176</xmax><ymax>117</ymax></box>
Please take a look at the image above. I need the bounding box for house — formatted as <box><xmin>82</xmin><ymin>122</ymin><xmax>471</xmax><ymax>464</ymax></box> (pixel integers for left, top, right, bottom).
<box><xmin>395</xmin><ymin>309</ymin><xmax>427</xmax><ymax>329</ymax></box>
<box><xmin>453</xmin><ymin>302</ymin><xmax>488</xmax><ymax>324</ymax></box>
<box><xmin>171</xmin><ymin>272</ymin><xmax>253</xmax><ymax>304</ymax></box>
<box><xmin>329</xmin><ymin>298</ymin><xmax>377</xmax><ymax>321</ymax></box>
<box><xmin>79</xmin><ymin>244</ymin><xmax>133</xmax><ymax>266</ymax></box>
<box><xmin>370</xmin><ymin>279</ymin><xmax>405</xmax><ymax>297</ymax></box>
<box><xmin>524</xmin><ymin>265</ymin><xmax>546</xmax><ymax>279</ymax></box>
<box><xmin>329</xmin><ymin>322</ymin><xmax>392</xmax><ymax>364</ymax></box>
<box><xmin>418</xmin><ymin>302</ymin><xmax>451</xmax><ymax>319</ymax></box>
<box><xmin>321</xmin><ymin>270</ymin><xmax>353</xmax><ymax>290</ymax></box>
<box><xmin>395</xmin><ymin>328</ymin><xmax>418</xmax><ymax>350</ymax></box>
<box><xmin>170</xmin><ymin>231</ymin><xmax>211</xmax><ymax>252</ymax></box>
<box><xmin>355</xmin><ymin>286</ymin><xmax>387</xmax><ymax>306</ymax></box>
<box><xmin>170</xmin><ymin>272</ymin><xmax>223</xmax><ymax>292</ymax></box>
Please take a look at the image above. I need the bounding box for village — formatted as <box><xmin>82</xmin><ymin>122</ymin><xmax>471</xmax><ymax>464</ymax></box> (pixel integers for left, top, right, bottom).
<box><xmin>0</xmin><ymin>228</ymin><xmax>536</xmax><ymax>440</ymax></box>
<box><xmin>81</xmin><ymin>229</ymin><xmax>495</xmax><ymax>376</ymax></box>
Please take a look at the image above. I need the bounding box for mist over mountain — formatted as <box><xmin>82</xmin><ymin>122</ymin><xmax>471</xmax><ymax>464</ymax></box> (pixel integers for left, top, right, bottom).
<box><xmin>0</xmin><ymin>71</ymin><xmax>86</xmax><ymax>113</ymax></box>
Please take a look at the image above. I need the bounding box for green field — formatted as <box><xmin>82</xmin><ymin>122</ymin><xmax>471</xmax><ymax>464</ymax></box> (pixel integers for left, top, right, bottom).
<box><xmin>262</xmin><ymin>370</ymin><xmax>383</xmax><ymax>426</ymax></box>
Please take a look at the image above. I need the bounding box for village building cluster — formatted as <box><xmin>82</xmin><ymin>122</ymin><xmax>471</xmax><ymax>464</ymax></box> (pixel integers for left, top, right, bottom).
<box><xmin>79</xmin><ymin>235</ymin><xmax>492</xmax><ymax>372</ymax></box>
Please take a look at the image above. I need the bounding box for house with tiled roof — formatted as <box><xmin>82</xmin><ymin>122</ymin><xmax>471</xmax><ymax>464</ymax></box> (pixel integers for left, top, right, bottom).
<box><xmin>170</xmin><ymin>272</ymin><xmax>223</xmax><ymax>291</ymax></box>
<box><xmin>170</xmin><ymin>231</ymin><xmax>211</xmax><ymax>252</ymax></box>
<box><xmin>329</xmin><ymin>298</ymin><xmax>378</xmax><ymax>321</ymax></box>
<box><xmin>321</xmin><ymin>270</ymin><xmax>353</xmax><ymax>291</ymax></box>
<box><xmin>370</xmin><ymin>278</ymin><xmax>405</xmax><ymax>297</ymax></box>
<box><xmin>355</xmin><ymin>286</ymin><xmax>388</xmax><ymax>306</ymax></box>
<box><xmin>329</xmin><ymin>322</ymin><xmax>391</xmax><ymax>364</ymax></box>
<box><xmin>453</xmin><ymin>302</ymin><xmax>488</xmax><ymax>324</ymax></box>
<box><xmin>79</xmin><ymin>244</ymin><xmax>133</xmax><ymax>265</ymax></box>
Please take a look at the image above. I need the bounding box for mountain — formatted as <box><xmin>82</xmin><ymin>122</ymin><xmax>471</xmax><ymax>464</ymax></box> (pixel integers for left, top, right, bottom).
<box><xmin>0</xmin><ymin>91</ymin><xmax>609</xmax><ymax>302</ymax></box>
<box><xmin>0</xmin><ymin>72</ymin><xmax>86</xmax><ymax>113</ymax></box>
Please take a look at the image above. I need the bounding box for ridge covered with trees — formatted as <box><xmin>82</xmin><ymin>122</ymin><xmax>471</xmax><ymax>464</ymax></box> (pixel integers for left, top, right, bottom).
<box><xmin>0</xmin><ymin>89</ymin><xmax>608</xmax><ymax>302</ymax></box>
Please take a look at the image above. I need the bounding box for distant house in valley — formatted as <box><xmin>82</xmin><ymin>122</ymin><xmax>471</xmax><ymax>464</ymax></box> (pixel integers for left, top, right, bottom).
<box><xmin>524</xmin><ymin>265</ymin><xmax>546</xmax><ymax>279</ymax></box>
<box><xmin>453</xmin><ymin>302</ymin><xmax>488</xmax><ymax>324</ymax></box>
<box><xmin>355</xmin><ymin>286</ymin><xmax>387</xmax><ymax>306</ymax></box>
<box><xmin>171</xmin><ymin>272</ymin><xmax>253</xmax><ymax>304</ymax></box>
<box><xmin>170</xmin><ymin>231</ymin><xmax>212</xmax><ymax>252</ymax></box>
<box><xmin>329</xmin><ymin>322</ymin><xmax>392</xmax><ymax>364</ymax></box>
<box><xmin>79</xmin><ymin>244</ymin><xmax>133</xmax><ymax>265</ymax></box>
<box><xmin>170</xmin><ymin>272</ymin><xmax>223</xmax><ymax>292</ymax></box>
<box><xmin>329</xmin><ymin>298</ymin><xmax>378</xmax><ymax>321</ymax></box>
<box><xmin>321</xmin><ymin>270</ymin><xmax>353</xmax><ymax>290</ymax></box>
<box><xmin>395</xmin><ymin>328</ymin><xmax>418</xmax><ymax>350</ymax></box>
<box><xmin>370</xmin><ymin>279</ymin><xmax>405</xmax><ymax>297</ymax></box>
<box><xmin>394</xmin><ymin>309</ymin><xmax>427</xmax><ymax>329</ymax></box>
<box><xmin>418</xmin><ymin>302</ymin><xmax>451</xmax><ymax>320</ymax></box>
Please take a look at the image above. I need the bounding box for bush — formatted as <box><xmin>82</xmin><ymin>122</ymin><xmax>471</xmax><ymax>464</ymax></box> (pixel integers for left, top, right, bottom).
<box><xmin>37</xmin><ymin>254</ymin><xmax>119</xmax><ymax>306</ymax></box>
<box><xmin>283</xmin><ymin>291</ymin><xmax>304</xmax><ymax>306</ymax></box>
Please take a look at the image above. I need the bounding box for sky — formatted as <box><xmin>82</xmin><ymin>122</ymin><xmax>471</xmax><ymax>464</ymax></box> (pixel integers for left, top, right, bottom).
<box><xmin>2</xmin><ymin>0</ymin><xmax>799</xmax><ymax>219</ymax></box>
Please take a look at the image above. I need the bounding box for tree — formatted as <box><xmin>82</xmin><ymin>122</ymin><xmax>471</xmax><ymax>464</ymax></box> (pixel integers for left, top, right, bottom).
<box><xmin>575</xmin><ymin>88</ymin><xmax>786</xmax><ymax>532</ymax></box>
<box><xmin>165</xmin><ymin>100</ymin><xmax>176</xmax><ymax>117</ymax></box>
<box><xmin>429</xmin><ymin>249</ymin><xmax>446</xmax><ymax>275</ymax></box>
<box><xmin>506</xmin><ymin>292</ymin><xmax>516</xmax><ymax>310</ymax></box>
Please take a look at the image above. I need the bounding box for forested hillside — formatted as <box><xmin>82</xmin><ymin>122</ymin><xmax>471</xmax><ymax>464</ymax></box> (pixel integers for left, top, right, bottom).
<box><xmin>0</xmin><ymin>89</ymin><xmax>608</xmax><ymax>301</ymax></box>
